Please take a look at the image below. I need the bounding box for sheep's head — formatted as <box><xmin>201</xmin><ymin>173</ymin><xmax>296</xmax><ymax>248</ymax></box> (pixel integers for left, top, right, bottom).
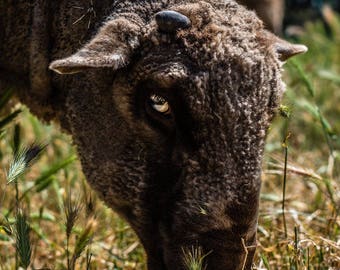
<box><xmin>50</xmin><ymin>1</ymin><xmax>306</xmax><ymax>269</ymax></box>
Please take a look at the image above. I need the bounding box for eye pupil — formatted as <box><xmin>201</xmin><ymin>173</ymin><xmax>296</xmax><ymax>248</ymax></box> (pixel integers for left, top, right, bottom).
<box><xmin>150</xmin><ymin>94</ymin><xmax>165</xmax><ymax>104</ymax></box>
<box><xmin>149</xmin><ymin>94</ymin><xmax>171</xmax><ymax>115</ymax></box>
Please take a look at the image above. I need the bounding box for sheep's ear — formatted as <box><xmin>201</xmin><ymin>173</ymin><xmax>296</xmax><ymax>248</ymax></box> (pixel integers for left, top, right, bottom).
<box><xmin>49</xmin><ymin>18</ymin><xmax>141</xmax><ymax>74</ymax></box>
<box><xmin>261</xmin><ymin>31</ymin><xmax>308</xmax><ymax>61</ymax></box>
<box><xmin>274</xmin><ymin>38</ymin><xmax>308</xmax><ymax>61</ymax></box>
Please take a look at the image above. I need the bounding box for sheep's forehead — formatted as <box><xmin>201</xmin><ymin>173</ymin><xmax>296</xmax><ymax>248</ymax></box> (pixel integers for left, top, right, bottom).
<box><xmin>129</xmin><ymin>0</ymin><xmax>282</xmax><ymax>113</ymax></box>
<box><xmin>133</xmin><ymin>58</ymin><xmax>190</xmax><ymax>88</ymax></box>
<box><xmin>177</xmin><ymin>3</ymin><xmax>267</xmax><ymax>64</ymax></box>
<box><xmin>143</xmin><ymin>0</ymin><xmax>272</xmax><ymax>73</ymax></box>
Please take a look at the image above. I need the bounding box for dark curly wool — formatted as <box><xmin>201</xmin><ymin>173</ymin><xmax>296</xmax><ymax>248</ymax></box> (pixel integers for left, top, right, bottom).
<box><xmin>0</xmin><ymin>1</ymin><xmax>307</xmax><ymax>269</ymax></box>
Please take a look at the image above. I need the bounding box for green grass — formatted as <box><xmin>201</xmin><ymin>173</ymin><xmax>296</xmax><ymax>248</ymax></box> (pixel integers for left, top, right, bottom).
<box><xmin>0</xmin><ymin>14</ymin><xmax>340</xmax><ymax>270</ymax></box>
<box><xmin>258</xmin><ymin>13</ymin><xmax>340</xmax><ymax>269</ymax></box>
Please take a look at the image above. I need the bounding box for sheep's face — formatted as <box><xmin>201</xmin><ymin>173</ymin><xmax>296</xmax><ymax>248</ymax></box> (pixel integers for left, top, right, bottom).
<box><xmin>50</xmin><ymin>1</ymin><xmax>306</xmax><ymax>269</ymax></box>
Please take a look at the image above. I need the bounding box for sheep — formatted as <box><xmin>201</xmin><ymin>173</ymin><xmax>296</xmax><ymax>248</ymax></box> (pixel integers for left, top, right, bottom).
<box><xmin>0</xmin><ymin>0</ymin><xmax>307</xmax><ymax>269</ymax></box>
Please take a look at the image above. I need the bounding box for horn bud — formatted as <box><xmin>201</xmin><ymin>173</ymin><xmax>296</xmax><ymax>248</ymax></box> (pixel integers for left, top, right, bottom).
<box><xmin>275</xmin><ymin>43</ymin><xmax>308</xmax><ymax>61</ymax></box>
<box><xmin>155</xmin><ymin>10</ymin><xmax>191</xmax><ymax>33</ymax></box>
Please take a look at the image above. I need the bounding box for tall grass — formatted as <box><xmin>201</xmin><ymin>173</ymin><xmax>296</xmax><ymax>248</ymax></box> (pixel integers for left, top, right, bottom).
<box><xmin>259</xmin><ymin>11</ymin><xmax>340</xmax><ymax>269</ymax></box>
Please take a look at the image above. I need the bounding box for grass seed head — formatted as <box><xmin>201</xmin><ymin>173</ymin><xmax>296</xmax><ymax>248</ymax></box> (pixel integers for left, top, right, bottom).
<box><xmin>183</xmin><ymin>246</ymin><xmax>210</xmax><ymax>270</ymax></box>
<box><xmin>15</xmin><ymin>209</ymin><xmax>31</xmax><ymax>269</ymax></box>
<box><xmin>6</xmin><ymin>144</ymin><xmax>45</xmax><ymax>184</ymax></box>
<box><xmin>64</xmin><ymin>194</ymin><xmax>83</xmax><ymax>240</ymax></box>
<box><xmin>70</xmin><ymin>218</ymin><xmax>97</xmax><ymax>269</ymax></box>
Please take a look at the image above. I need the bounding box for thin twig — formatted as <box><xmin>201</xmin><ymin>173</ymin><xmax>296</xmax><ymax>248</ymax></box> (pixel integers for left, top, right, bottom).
<box><xmin>241</xmin><ymin>238</ymin><xmax>249</xmax><ymax>270</ymax></box>
<box><xmin>282</xmin><ymin>133</ymin><xmax>291</xmax><ymax>238</ymax></box>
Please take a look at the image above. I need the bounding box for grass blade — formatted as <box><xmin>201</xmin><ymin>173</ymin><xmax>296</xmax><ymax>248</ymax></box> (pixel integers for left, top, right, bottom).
<box><xmin>34</xmin><ymin>155</ymin><xmax>77</xmax><ymax>187</ymax></box>
<box><xmin>289</xmin><ymin>59</ymin><xmax>316</xmax><ymax>98</ymax></box>
<box><xmin>0</xmin><ymin>88</ymin><xmax>14</xmax><ymax>111</ymax></box>
<box><xmin>12</xmin><ymin>124</ymin><xmax>21</xmax><ymax>155</ymax></box>
<box><xmin>0</xmin><ymin>109</ymin><xmax>22</xmax><ymax>130</ymax></box>
<box><xmin>318</xmin><ymin>70</ymin><xmax>340</xmax><ymax>84</ymax></box>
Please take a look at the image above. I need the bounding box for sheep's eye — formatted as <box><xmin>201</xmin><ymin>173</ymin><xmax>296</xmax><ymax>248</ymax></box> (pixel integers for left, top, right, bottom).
<box><xmin>149</xmin><ymin>94</ymin><xmax>171</xmax><ymax>115</ymax></box>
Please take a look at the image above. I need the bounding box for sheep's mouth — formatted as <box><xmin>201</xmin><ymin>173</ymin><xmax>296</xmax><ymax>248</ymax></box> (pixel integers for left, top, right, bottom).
<box><xmin>156</xmin><ymin>212</ymin><xmax>258</xmax><ymax>268</ymax></box>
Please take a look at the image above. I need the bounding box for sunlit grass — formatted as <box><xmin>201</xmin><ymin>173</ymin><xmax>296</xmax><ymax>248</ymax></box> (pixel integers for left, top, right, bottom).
<box><xmin>258</xmin><ymin>12</ymin><xmax>340</xmax><ymax>269</ymax></box>
<box><xmin>183</xmin><ymin>246</ymin><xmax>210</xmax><ymax>270</ymax></box>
